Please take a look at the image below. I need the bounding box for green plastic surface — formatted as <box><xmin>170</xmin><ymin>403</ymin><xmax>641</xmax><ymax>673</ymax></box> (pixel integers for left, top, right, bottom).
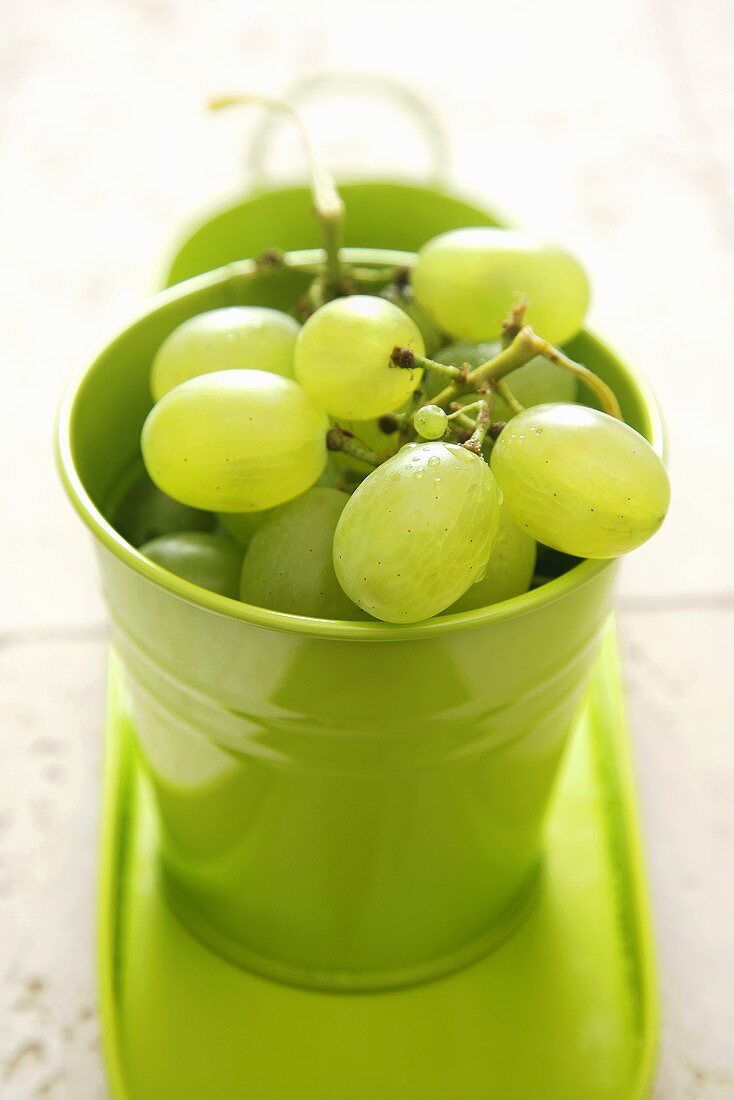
<box><xmin>98</xmin><ymin>629</ymin><xmax>658</xmax><ymax>1099</ymax></box>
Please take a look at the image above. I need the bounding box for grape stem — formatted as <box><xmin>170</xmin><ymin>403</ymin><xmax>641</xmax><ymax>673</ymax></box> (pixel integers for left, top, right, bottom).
<box><xmin>326</xmin><ymin>426</ymin><xmax>384</xmax><ymax>468</ymax></box>
<box><xmin>527</xmin><ymin>335</ymin><xmax>623</xmax><ymax>419</ymax></box>
<box><xmin>446</xmin><ymin>398</ymin><xmax>492</xmax><ymax>426</ymax></box>
<box><xmin>496</xmin><ymin>379</ymin><xmax>525</xmax><ymax>415</ymax></box>
<box><xmin>501</xmin><ymin>299</ymin><xmax>529</xmax><ymax>345</ymax></box>
<box><xmin>450</xmin><ymin>409</ymin><xmax>482</xmax><ymax>432</ymax></box>
<box><xmin>461</xmin><ymin>401</ymin><xmax>491</xmax><ymax>455</ymax></box>
<box><xmin>390</xmin><ymin>347</ymin><xmax>466</xmax><ymax>381</ymax></box>
<box><xmin>496</xmin><ymin>304</ymin><xmax>526</xmax><ymax>415</ymax></box>
<box><xmin>209</xmin><ymin>93</ymin><xmax>345</xmax><ymax>293</ymax></box>
<box><xmin>429</xmin><ymin>326</ymin><xmax>623</xmax><ymax>419</ymax></box>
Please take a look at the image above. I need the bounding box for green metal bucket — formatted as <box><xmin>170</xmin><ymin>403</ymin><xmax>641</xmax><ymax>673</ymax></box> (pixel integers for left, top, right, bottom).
<box><xmin>58</xmin><ymin>249</ymin><xmax>664</xmax><ymax>992</ymax></box>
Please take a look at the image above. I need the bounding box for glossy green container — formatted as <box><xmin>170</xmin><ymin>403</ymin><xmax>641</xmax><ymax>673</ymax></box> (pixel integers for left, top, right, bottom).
<box><xmin>58</xmin><ymin>249</ymin><xmax>664</xmax><ymax>993</ymax></box>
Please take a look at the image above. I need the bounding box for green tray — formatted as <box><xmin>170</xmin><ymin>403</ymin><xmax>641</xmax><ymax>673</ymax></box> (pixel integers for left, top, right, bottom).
<box><xmin>97</xmin><ymin>624</ymin><xmax>658</xmax><ymax>1100</ymax></box>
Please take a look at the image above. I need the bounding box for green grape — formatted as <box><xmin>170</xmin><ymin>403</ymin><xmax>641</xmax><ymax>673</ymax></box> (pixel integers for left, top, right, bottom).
<box><xmin>141</xmin><ymin>369</ymin><xmax>328</xmax><ymax>512</ymax></box>
<box><xmin>447</xmin><ymin>507</ymin><xmax>536</xmax><ymax>612</ymax></box>
<box><xmin>294</xmin><ymin>295</ymin><xmax>424</xmax><ymax>420</ymax></box>
<box><xmin>151</xmin><ymin>307</ymin><xmax>300</xmax><ymax>401</ymax></box>
<box><xmin>412</xmin><ymin>227</ymin><xmax>590</xmax><ymax>345</ymax></box>
<box><xmin>491</xmin><ymin>404</ymin><xmax>670</xmax><ymax>558</ymax></box>
<box><xmin>216</xmin><ymin>508</ymin><xmax>271</xmax><ymax>549</ymax></box>
<box><xmin>380</xmin><ymin>283</ymin><xmax>444</xmax><ymax>356</ymax></box>
<box><xmin>140</xmin><ymin>532</ymin><xmax>244</xmax><ymax>598</ymax></box>
<box><xmin>240</xmin><ymin>488</ymin><xmax>367</xmax><ymax>620</ymax></box>
<box><xmin>216</xmin><ymin>458</ymin><xmax>342</xmax><ymax>548</ymax></box>
<box><xmin>111</xmin><ymin>466</ymin><xmax>214</xmax><ymax>547</ymax></box>
<box><xmin>333</xmin><ymin>442</ymin><xmax>501</xmax><ymax>623</ymax></box>
<box><xmin>435</xmin><ymin>341</ymin><xmax>578</xmax><ymax>419</ymax></box>
<box><xmin>414</xmin><ymin>404</ymin><xmax>448</xmax><ymax>440</ymax></box>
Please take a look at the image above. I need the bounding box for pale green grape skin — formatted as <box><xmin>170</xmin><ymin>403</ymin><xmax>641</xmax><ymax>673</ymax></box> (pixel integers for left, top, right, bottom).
<box><xmin>413</xmin><ymin>228</ymin><xmax>590</xmax><ymax>345</ymax></box>
<box><xmin>294</xmin><ymin>295</ymin><xmax>424</xmax><ymax>420</ymax></box>
<box><xmin>141</xmin><ymin>369</ymin><xmax>328</xmax><ymax>513</ymax></box>
<box><xmin>151</xmin><ymin>307</ymin><xmax>300</xmax><ymax>401</ymax></box>
<box><xmin>240</xmin><ymin>488</ymin><xmax>367</xmax><ymax>620</ymax></box>
<box><xmin>333</xmin><ymin>442</ymin><xmax>501</xmax><ymax>623</ymax></box>
<box><xmin>491</xmin><ymin>404</ymin><xmax>670</xmax><ymax>558</ymax></box>
<box><xmin>111</xmin><ymin>467</ymin><xmax>215</xmax><ymax>547</ymax></box>
<box><xmin>414</xmin><ymin>404</ymin><xmax>448</xmax><ymax>440</ymax></box>
<box><xmin>435</xmin><ymin>342</ymin><xmax>578</xmax><ymax>419</ymax></box>
<box><xmin>380</xmin><ymin>284</ymin><xmax>444</xmax><ymax>356</ymax></box>
<box><xmin>140</xmin><ymin>532</ymin><xmax>244</xmax><ymax>598</ymax></box>
<box><xmin>447</xmin><ymin>507</ymin><xmax>536</xmax><ymax>612</ymax></box>
<box><xmin>216</xmin><ymin>458</ymin><xmax>341</xmax><ymax>548</ymax></box>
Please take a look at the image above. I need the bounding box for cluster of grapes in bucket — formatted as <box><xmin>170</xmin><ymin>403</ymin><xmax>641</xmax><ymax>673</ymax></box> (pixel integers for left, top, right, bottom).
<box><xmin>118</xmin><ymin>224</ymin><xmax>670</xmax><ymax>625</ymax></box>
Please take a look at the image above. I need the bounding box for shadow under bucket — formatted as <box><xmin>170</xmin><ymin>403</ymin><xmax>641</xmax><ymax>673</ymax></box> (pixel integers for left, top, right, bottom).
<box><xmin>58</xmin><ymin>249</ymin><xmax>664</xmax><ymax>992</ymax></box>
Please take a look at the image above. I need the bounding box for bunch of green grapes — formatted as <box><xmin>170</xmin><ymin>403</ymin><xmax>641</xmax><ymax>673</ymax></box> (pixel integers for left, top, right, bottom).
<box><xmin>129</xmin><ymin>226</ymin><xmax>669</xmax><ymax>623</ymax></box>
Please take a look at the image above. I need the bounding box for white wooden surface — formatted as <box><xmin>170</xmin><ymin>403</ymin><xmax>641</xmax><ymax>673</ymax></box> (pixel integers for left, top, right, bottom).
<box><xmin>1</xmin><ymin>0</ymin><xmax>732</xmax><ymax>1096</ymax></box>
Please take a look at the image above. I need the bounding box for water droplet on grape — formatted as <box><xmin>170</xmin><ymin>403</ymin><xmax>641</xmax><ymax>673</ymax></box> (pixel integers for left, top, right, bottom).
<box><xmin>428</xmin><ymin>456</ymin><xmax>441</xmax><ymax>468</ymax></box>
<box><xmin>413</xmin><ymin>470</ymin><xmax>424</xmax><ymax>480</ymax></box>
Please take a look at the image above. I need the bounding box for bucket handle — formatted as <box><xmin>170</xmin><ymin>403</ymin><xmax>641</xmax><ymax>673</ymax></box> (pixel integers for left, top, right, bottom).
<box><xmin>245</xmin><ymin>72</ymin><xmax>451</xmax><ymax>188</ymax></box>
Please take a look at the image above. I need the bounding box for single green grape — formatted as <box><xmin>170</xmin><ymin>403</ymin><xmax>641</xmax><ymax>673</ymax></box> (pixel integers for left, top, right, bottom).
<box><xmin>216</xmin><ymin>457</ymin><xmax>342</xmax><ymax>548</ymax></box>
<box><xmin>333</xmin><ymin>441</ymin><xmax>501</xmax><ymax>623</ymax></box>
<box><xmin>140</xmin><ymin>532</ymin><xmax>244</xmax><ymax>598</ymax></box>
<box><xmin>294</xmin><ymin>295</ymin><xmax>424</xmax><ymax>420</ymax></box>
<box><xmin>141</xmin><ymin>369</ymin><xmax>328</xmax><ymax>512</ymax></box>
<box><xmin>414</xmin><ymin>404</ymin><xmax>448</xmax><ymax>440</ymax></box>
<box><xmin>435</xmin><ymin>341</ymin><xmax>578</xmax><ymax>419</ymax></box>
<box><xmin>413</xmin><ymin>227</ymin><xmax>590</xmax><ymax>345</ymax></box>
<box><xmin>110</xmin><ymin>467</ymin><xmax>215</xmax><ymax>547</ymax></box>
<box><xmin>491</xmin><ymin>404</ymin><xmax>670</xmax><ymax>558</ymax></box>
<box><xmin>240</xmin><ymin>488</ymin><xmax>367</xmax><ymax>620</ymax></box>
<box><xmin>447</xmin><ymin>507</ymin><xmax>536</xmax><ymax>612</ymax></box>
<box><xmin>380</xmin><ymin>283</ymin><xmax>444</xmax><ymax>356</ymax></box>
<box><xmin>150</xmin><ymin>306</ymin><xmax>300</xmax><ymax>401</ymax></box>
